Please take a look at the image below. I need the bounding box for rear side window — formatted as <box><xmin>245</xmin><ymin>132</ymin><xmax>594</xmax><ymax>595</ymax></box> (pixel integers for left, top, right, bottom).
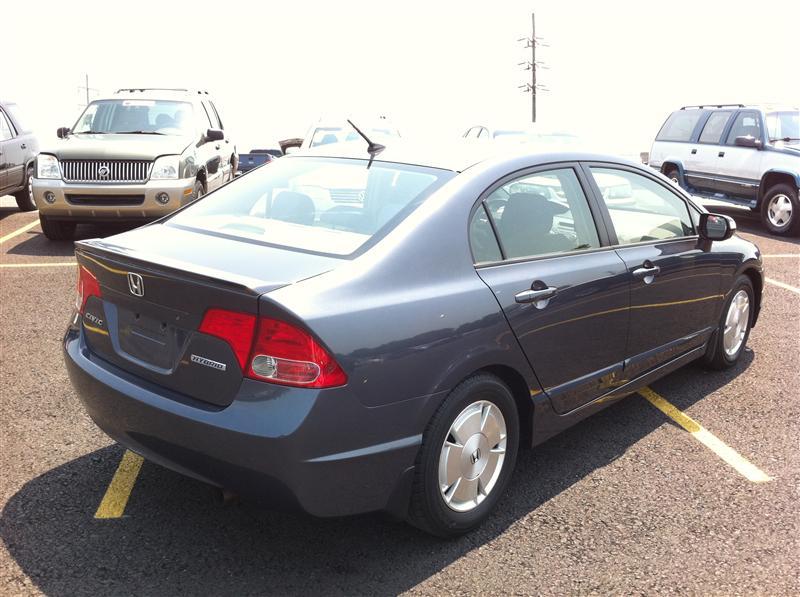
<box><xmin>726</xmin><ymin>111</ymin><xmax>762</xmax><ymax>144</ymax></box>
<box><xmin>656</xmin><ymin>110</ymin><xmax>703</xmax><ymax>142</ymax></box>
<box><xmin>699</xmin><ymin>111</ymin><xmax>732</xmax><ymax>144</ymax></box>
<box><xmin>168</xmin><ymin>157</ymin><xmax>454</xmax><ymax>257</ymax></box>
<box><xmin>590</xmin><ymin>167</ymin><xmax>694</xmax><ymax>244</ymax></box>
<box><xmin>473</xmin><ymin>168</ymin><xmax>600</xmax><ymax>261</ymax></box>
<box><xmin>469</xmin><ymin>205</ymin><xmax>502</xmax><ymax>263</ymax></box>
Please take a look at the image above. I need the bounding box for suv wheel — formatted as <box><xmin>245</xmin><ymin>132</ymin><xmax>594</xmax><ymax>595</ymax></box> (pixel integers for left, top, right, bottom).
<box><xmin>702</xmin><ymin>275</ymin><xmax>754</xmax><ymax>370</ymax></box>
<box><xmin>39</xmin><ymin>214</ymin><xmax>76</xmax><ymax>241</ymax></box>
<box><xmin>408</xmin><ymin>373</ymin><xmax>519</xmax><ymax>537</ymax></box>
<box><xmin>760</xmin><ymin>183</ymin><xmax>800</xmax><ymax>237</ymax></box>
<box><xmin>14</xmin><ymin>165</ymin><xmax>37</xmax><ymax>212</ymax></box>
<box><xmin>664</xmin><ymin>167</ymin><xmax>680</xmax><ymax>187</ymax></box>
<box><xmin>193</xmin><ymin>180</ymin><xmax>205</xmax><ymax>201</ymax></box>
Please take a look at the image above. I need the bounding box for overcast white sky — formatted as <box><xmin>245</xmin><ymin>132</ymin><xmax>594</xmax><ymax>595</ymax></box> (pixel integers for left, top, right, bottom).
<box><xmin>4</xmin><ymin>0</ymin><xmax>799</xmax><ymax>154</ymax></box>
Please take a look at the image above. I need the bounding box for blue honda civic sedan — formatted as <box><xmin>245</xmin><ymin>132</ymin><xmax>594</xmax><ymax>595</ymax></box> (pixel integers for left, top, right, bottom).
<box><xmin>64</xmin><ymin>140</ymin><xmax>762</xmax><ymax>536</ymax></box>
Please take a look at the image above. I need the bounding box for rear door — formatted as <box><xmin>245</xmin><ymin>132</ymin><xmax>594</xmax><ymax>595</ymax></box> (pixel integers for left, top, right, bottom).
<box><xmin>584</xmin><ymin>164</ymin><xmax>722</xmax><ymax>378</ymax></box>
<box><xmin>690</xmin><ymin>110</ymin><xmax>735</xmax><ymax>193</ymax></box>
<box><xmin>472</xmin><ymin>164</ymin><xmax>631</xmax><ymax>415</ymax></box>
<box><xmin>713</xmin><ymin>110</ymin><xmax>765</xmax><ymax>199</ymax></box>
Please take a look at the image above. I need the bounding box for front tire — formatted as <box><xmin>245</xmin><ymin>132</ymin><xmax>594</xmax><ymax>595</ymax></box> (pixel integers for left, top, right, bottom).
<box><xmin>702</xmin><ymin>275</ymin><xmax>754</xmax><ymax>370</ymax></box>
<box><xmin>39</xmin><ymin>214</ymin><xmax>76</xmax><ymax>241</ymax></box>
<box><xmin>192</xmin><ymin>180</ymin><xmax>205</xmax><ymax>202</ymax></box>
<box><xmin>408</xmin><ymin>374</ymin><xmax>519</xmax><ymax>537</ymax></box>
<box><xmin>13</xmin><ymin>165</ymin><xmax>36</xmax><ymax>212</ymax></box>
<box><xmin>760</xmin><ymin>183</ymin><xmax>799</xmax><ymax>237</ymax></box>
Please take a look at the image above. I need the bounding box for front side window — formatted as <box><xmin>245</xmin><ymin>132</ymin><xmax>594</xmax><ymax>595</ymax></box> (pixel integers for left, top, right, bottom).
<box><xmin>476</xmin><ymin>168</ymin><xmax>600</xmax><ymax>261</ymax></box>
<box><xmin>590</xmin><ymin>167</ymin><xmax>694</xmax><ymax>244</ymax></box>
<box><xmin>168</xmin><ymin>157</ymin><xmax>453</xmax><ymax>256</ymax></box>
<box><xmin>699</xmin><ymin>111</ymin><xmax>732</xmax><ymax>144</ymax></box>
<box><xmin>725</xmin><ymin>111</ymin><xmax>762</xmax><ymax>144</ymax></box>
<box><xmin>656</xmin><ymin>110</ymin><xmax>704</xmax><ymax>142</ymax></box>
<box><xmin>72</xmin><ymin>99</ymin><xmax>196</xmax><ymax>135</ymax></box>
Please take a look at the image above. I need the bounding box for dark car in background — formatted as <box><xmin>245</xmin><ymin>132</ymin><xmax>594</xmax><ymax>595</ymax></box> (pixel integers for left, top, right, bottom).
<box><xmin>64</xmin><ymin>142</ymin><xmax>762</xmax><ymax>536</ymax></box>
<box><xmin>0</xmin><ymin>100</ymin><xmax>39</xmax><ymax>211</ymax></box>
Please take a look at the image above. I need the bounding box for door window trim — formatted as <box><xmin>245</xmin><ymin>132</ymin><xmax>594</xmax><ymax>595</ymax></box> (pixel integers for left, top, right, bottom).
<box><xmin>469</xmin><ymin>161</ymin><xmax>614</xmax><ymax>268</ymax></box>
<box><xmin>579</xmin><ymin>161</ymin><xmax>700</xmax><ymax>248</ymax></box>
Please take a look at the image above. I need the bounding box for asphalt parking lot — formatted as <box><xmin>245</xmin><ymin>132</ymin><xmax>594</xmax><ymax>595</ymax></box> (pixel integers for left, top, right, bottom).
<box><xmin>1</xmin><ymin>197</ymin><xmax>798</xmax><ymax>596</ymax></box>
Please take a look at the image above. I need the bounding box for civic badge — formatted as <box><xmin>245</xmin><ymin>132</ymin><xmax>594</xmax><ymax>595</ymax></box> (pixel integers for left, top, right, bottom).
<box><xmin>127</xmin><ymin>272</ymin><xmax>144</xmax><ymax>297</ymax></box>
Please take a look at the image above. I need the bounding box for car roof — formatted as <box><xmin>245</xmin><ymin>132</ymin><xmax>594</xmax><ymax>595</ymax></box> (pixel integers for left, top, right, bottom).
<box><xmin>290</xmin><ymin>139</ymin><xmax>641</xmax><ymax>173</ymax></box>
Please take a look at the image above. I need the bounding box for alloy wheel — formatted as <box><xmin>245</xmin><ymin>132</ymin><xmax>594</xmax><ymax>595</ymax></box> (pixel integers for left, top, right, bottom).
<box><xmin>767</xmin><ymin>194</ymin><xmax>793</xmax><ymax>228</ymax></box>
<box><xmin>438</xmin><ymin>400</ymin><xmax>507</xmax><ymax>512</ymax></box>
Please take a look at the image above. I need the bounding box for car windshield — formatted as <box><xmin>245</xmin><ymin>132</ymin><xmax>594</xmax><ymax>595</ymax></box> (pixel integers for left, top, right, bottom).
<box><xmin>310</xmin><ymin>126</ymin><xmax>399</xmax><ymax>147</ymax></box>
<box><xmin>167</xmin><ymin>157</ymin><xmax>454</xmax><ymax>256</ymax></box>
<box><xmin>72</xmin><ymin>99</ymin><xmax>195</xmax><ymax>135</ymax></box>
<box><xmin>766</xmin><ymin>110</ymin><xmax>800</xmax><ymax>144</ymax></box>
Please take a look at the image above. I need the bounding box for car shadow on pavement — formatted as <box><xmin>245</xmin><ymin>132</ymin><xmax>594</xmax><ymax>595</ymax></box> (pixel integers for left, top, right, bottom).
<box><xmin>0</xmin><ymin>356</ymin><xmax>754</xmax><ymax>596</ymax></box>
<box><xmin>5</xmin><ymin>224</ymin><xmax>138</xmax><ymax>258</ymax></box>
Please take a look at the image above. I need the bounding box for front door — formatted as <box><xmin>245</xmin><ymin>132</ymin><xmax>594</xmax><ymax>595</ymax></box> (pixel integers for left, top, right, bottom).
<box><xmin>197</xmin><ymin>101</ymin><xmax>224</xmax><ymax>191</ymax></box>
<box><xmin>471</xmin><ymin>165</ymin><xmax>631</xmax><ymax>415</ymax></box>
<box><xmin>0</xmin><ymin>109</ymin><xmax>17</xmax><ymax>193</ymax></box>
<box><xmin>713</xmin><ymin>110</ymin><xmax>764</xmax><ymax>199</ymax></box>
<box><xmin>585</xmin><ymin>164</ymin><xmax>723</xmax><ymax>378</ymax></box>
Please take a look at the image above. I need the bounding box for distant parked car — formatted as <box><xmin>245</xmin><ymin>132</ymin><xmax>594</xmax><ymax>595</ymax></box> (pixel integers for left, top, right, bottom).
<box><xmin>32</xmin><ymin>88</ymin><xmax>237</xmax><ymax>240</ymax></box>
<box><xmin>237</xmin><ymin>149</ymin><xmax>281</xmax><ymax>175</ymax></box>
<box><xmin>299</xmin><ymin>117</ymin><xmax>400</xmax><ymax>150</ymax></box>
<box><xmin>462</xmin><ymin>125</ymin><xmax>581</xmax><ymax>149</ymax></box>
<box><xmin>649</xmin><ymin>104</ymin><xmax>800</xmax><ymax>236</ymax></box>
<box><xmin>65</xmin><ymin>141</ymin><xmax>762</xmax><ymax>537</ymax></box>
<box><xmin>0</xmin><ymin>100</ymin><xmax>39</xmax><ymax>211</ymax></box>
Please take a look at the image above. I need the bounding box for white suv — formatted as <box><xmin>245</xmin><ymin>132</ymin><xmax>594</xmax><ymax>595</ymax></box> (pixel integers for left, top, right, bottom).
<box><xmin>649</xmin><ymin>104</ymin><xmax>800</xmax><ymax>236</ymax></box>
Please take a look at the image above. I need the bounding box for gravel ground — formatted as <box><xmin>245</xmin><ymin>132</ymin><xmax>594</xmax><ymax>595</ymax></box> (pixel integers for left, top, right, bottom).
<box><xmin>1</xmin><ymin>196</ymin><xmax>798</xmax><ymax>596</ymax></box>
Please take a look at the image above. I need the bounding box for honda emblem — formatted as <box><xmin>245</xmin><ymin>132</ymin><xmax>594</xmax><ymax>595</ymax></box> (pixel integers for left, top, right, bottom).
<box><xmin>127</xmin><ymin>272</ymin><xmax>144</xmax><ymax>297</ymax></box>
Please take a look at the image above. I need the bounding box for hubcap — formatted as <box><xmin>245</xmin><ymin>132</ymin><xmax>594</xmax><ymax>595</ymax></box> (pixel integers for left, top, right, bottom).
<box><xmin>438</xmin><ymin>400</ymin><xmax>507</xmax><ymax>512</ymax></box>
<box><xmin>767</xmin><ymin>194</ymin><xmax>793</xmax><ymax>228</ymax></box>
<box><xmin>723</xmin><ymin>289</ymin><xmax>750</xmax><ymax>357</ymax></box>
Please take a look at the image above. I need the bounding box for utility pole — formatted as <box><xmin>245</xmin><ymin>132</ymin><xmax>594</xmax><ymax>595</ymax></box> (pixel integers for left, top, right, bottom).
<box><xmin>77</xmin><ymin>74</ymin><xmax>98</xmax><ymax>108</ymax></box>
<box><xmin>518</xmin><ymin>12</ymin><xmax>548</xmax><ymax>123</ymax></box>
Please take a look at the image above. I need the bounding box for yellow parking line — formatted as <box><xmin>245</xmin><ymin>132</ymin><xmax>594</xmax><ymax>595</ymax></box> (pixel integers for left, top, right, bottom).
<box><xmin>765</xmin><ymin>278</ymin><xmax>800</xmax><ymax>295</ymax></box>
<box><xmin>95</xmin><ymin>450</ymin><xmax>144</xmax><ymax>519</ymax></box>
<box><xmin>640</xmin><ymin>387</ymin><xmax>771</xmax><ymax>483</ymax></box>
<box><xmin>0</xmin><ymin>262</ymin><xmax>76</xmax><ymax>268</ymax></box>
<box><xmin>0</xmin><ymin>219</ymin><xmax>39</xmax><ymax>244</ymax></box>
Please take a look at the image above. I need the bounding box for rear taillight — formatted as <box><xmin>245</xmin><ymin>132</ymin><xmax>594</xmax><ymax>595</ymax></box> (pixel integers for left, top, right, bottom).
<box><xmin>199</xmin><ymin>309</ymin><xmax>257</xmax><ymax>371</ymax></box>
<box><xmin>76</xmin><ymin>266</ymin><xmax>102</xmax><ymax>314</ymax></box>
<box><xmin>197</xmin><ymin>310</ymin><xmax>346</xmax><ymax>388</ymax></box>
<box><xmin>248</xmin><ymin>317</ymin><xmax>347</xmax><ymax>388</ymax></box>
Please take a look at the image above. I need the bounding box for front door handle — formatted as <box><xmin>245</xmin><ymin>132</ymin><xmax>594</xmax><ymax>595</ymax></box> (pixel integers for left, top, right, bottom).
<box><xmin>718</xmin><ymin>151</ymin><xmax>725</xmax><ymax>157</ymax></box>
<box><xmin>632</xmin><ymin>261</ymin><xmax>660</xmax><ymax>284</ymax></box>
<box><xmin>215</xmin><ymin>144</ymin><xmax>221</xmax><ymax>150</ymax></box>
<box><xmin>20</xmin><ymin>143</ymin><xmax>27</xmax><ymax>149</ymax></box>
<box><xmin>691</xmin><ymin>148</ymin><xmax>697</xmax><ymax>154</ymax></box>
<box><xmin>515</xmin><ymin>286</ymin><xmax>558</xmax><ymax>306</ymax></box>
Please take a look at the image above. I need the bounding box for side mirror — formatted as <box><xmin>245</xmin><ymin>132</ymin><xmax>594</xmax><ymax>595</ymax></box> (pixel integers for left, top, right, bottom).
<box><xmin>699</xmin><ymin>213</ymin><xmax>736</xmax><ymax>242</ymax></box>
<box><xmin>734</xmin><ymin>135</ymin><xmax>763</xmax><ymax>149</ymax></box>
<box><xmin>205</xmin><ymin>128</ymin><xmax>224</xmax><ymax>142</ymax></box>
<box><xmin>57</xmin><ymin>127</ymin><xmax>71</xmax><ymax>139</ymax></box>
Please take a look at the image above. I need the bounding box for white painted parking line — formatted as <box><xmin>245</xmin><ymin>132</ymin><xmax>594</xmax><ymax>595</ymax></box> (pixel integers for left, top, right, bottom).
<box><xmin>0</xmin><ymin>262</ymin><xmax>76</xmax><ymax>269</ymax></box>
<box><xmin>762</xmin><ymin>254</ymin><xmax>799</xmax><ymax>258</ymax></box>
<box><xmin>0</xmin><ymin>219</ymin><xmax>39</xmax><ymax>244</ymax></box>
<box><xmin>765</xmin><ymin>278</ymin><xmax>800</xmax><ymax>295</ymax></box>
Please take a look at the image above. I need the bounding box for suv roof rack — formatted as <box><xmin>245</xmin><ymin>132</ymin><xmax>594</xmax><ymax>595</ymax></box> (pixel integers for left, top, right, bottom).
<box><xmin>115</xmin><ymin>88</ymin><xmax>209</xmax><ymax>95</ymax></box>
<box><xmin>680</xmin><ymin>104</ymin><xmax>745</xmax><ymax>110</ymax></box>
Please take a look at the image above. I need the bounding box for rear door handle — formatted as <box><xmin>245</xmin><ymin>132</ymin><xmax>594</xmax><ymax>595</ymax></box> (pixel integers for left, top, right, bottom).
<box><xmin>515</xmin><ymin>286</ymin><xmax>558</xmax><ymax>306</ymax></box>
<box><xmin>215</xmin><ymin>144</ymin><xmax>221</xmax><ymax>150</ymax></box>
<box><xmin>718</xmin><ymin>151</ymin><xmax>725</xmax><ymax>157</ymax></box>
<box><xmin>691</xmin><ymin>148</ymin><xmax>697</xmax><ymax>154</ymax></box>
<box><xmin>20</xmin><ymin>143</ymin><xmax>27</xmax><ymax>149</ymax></box>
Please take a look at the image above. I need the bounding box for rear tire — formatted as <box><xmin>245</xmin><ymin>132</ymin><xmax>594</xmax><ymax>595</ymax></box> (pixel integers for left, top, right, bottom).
<box><xmin>13</xmin><ymin>165</ymin><xmax>36</xmax><ymax>212</ymax></box>
<box><xmin>702</xmin><ymin>274</ymin><xmax>754</xmax><ymax>370</ymax></box>
<box><xmin>408</xmin><ymin>373</ymin><xmax>519</xmax><ymax>537</ymax></box>
<box><xmin>39</xmin><ymin>214</ymin><xmax>76</xmax><ymax>241</ymax></box>
<box><xmin>663</xmin><ymin>167</ymin><xmax>680</xmax><ymax>187</ymax></box>
<box><xmin>760</xmin><ymin>183</ymin><xmax>799</xmax><ymax>237</ymax></box>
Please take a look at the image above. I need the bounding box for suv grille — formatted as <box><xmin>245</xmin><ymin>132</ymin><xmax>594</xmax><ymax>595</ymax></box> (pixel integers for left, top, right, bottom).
<box><xmin>61</xmin><ymin>160</ymin><xmax>152</xmax><ymax>183</ymax></box>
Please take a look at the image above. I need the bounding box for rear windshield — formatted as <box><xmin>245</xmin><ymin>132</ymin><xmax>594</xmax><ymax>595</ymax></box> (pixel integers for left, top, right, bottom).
<box><xmin>167</xmin><ymin>157</ymin><xmax>454</xmax><ymax>256</ymax></box>
<box><xmin>656</xmin><ymin>110</ymin><xmax>704</xmax><ymax>142</ymax></box>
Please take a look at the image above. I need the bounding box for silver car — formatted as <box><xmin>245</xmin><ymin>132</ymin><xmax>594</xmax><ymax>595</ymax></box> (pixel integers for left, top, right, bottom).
<box><xmin>33</xmin><ymin>88</ymin><xmax>236</xmax><ymax>240</ymax></box>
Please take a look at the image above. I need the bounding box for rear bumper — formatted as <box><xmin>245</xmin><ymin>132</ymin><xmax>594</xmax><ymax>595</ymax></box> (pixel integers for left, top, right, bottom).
<box><xmin>64</xmin><ymin>327</ymin><xmax>436</xmax><ymax>517</ymax></box>
<box><xmin>33</xmin><ymin>177</ymin><xmax>195</xmax><ymax>220</ymax></box>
